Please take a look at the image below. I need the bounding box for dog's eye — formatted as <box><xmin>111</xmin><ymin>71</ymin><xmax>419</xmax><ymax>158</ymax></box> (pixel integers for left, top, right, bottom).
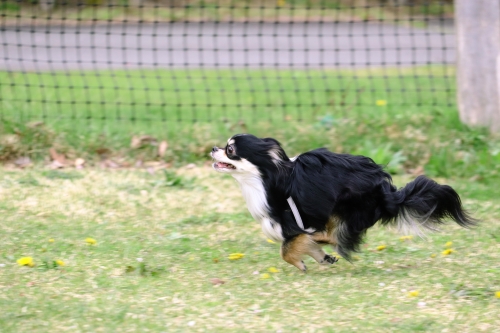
<box><xmin>227</xmin><ymin>146</ymin><xmax>234</xmax><ymax>154</ymax></box>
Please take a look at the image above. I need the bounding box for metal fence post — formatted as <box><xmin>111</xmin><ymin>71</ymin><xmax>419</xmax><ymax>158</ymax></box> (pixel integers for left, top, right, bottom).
<box><xmin>455</xmin><ymin>0</ymin><xmax>500</xmax><ymax>132</ymax></box>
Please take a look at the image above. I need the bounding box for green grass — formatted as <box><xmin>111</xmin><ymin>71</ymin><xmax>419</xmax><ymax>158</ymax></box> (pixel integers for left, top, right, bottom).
<box><xmin>0</xmin><ymin>167</ymin><xmax>498</xmax><ymax>332</ymax></box>
<box><xmin>1</xmin><ymin>64</ymin><xmax>499</xmax><ymax>330</ymax></box>
<box><xmin>1</xmin><ymin>67</ymin><xmax>456</xmax><ymax>124</ymax></box>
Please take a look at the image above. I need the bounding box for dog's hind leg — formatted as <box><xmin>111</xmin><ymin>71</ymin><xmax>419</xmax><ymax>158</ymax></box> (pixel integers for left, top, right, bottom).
<box><xmin>306</xmin><ymin>241</ymin><xmax>338</xmax><ymax>265</ymax></box>
<box><xmin>309</xmin><ymin>217</ymin><xmax>339</xmax><ymax>265</ymax></box>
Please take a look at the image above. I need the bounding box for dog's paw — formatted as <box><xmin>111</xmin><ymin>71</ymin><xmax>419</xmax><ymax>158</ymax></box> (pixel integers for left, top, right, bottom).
<box><xmin>301</xmin><ymin>260</ymin><xmax>307</xmax><ymax>273</ymax></box>
<box><xmin>323</xmin><ymin>254</ymin><xmax>338</xmax><ymax>264</ymax></box>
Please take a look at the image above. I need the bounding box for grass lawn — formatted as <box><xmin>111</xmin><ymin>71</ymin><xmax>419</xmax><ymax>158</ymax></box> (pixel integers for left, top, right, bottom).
<box><xmin>1</xmin><ymin>67</ymin><xmax>456</xmax><ymax>126</ymax></box>
<box><xmin>0</xmin><ymin>166</ymin><xmax>499</xmax><ymax>332</ymax></box>
<box><xmin>1</xmin><ymin>65</ymin><xmax>500</xmax><ymax>330</ymax></box>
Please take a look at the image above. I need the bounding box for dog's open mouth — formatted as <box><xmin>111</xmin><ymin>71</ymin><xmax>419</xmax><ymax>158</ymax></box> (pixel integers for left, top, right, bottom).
<box><xmin>214</xmin><ymin>162</ymin><xmax>236</xmax><ymax>170</ymax></box>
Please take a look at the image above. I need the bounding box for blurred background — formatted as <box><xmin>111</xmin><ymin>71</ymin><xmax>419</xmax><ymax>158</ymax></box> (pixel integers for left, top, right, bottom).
<box><xmin>0</xmin><ymin>0</ymin><xmax>498</xmax><ymax>180</ymax></box>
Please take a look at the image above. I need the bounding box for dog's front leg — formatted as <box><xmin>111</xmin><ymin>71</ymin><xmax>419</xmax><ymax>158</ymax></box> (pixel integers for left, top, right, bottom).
<box><xmin>280</xmin><ymin>235</ymin><xmax>309</xmax><ymax>272</ymax></box>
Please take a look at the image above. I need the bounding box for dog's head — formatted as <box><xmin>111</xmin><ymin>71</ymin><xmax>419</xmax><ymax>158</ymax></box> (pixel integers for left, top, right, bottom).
<box><xmin>210</xmin><ymin>134</ymin><xmax>289</xmax><ymax>175</ymax></box>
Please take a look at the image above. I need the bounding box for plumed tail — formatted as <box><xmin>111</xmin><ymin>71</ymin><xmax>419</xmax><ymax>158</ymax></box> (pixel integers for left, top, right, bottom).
<box><xmin>384</xmin><ymin>175</ymin><xmax>477</xmax><ymax>235</ymax></box>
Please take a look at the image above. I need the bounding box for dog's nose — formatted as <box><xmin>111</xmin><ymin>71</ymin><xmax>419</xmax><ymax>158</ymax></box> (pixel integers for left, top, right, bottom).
<box><xmin>212</xmin><ymin>146</ymin><xmax>219</xmax><ymax>152</ymax></box>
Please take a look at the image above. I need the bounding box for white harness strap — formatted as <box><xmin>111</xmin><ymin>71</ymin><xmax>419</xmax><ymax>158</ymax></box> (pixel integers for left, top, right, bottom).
<box><xmin>287</xmin><ymin>197</ymin><xmax>305</xmax><ymax>230</ymax></box>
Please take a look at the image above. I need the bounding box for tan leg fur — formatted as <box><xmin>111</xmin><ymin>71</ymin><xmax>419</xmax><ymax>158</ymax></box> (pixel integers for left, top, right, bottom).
<box><xmin>281</xmin><ymin>221</ymin><xmax>340</xmax><ymax>272</ymax></box>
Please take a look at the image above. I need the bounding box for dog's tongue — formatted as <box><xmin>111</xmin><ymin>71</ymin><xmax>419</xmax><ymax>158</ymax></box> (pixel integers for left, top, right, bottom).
<box><xmin>216</xmin><ymin>162</ymin><xmax>236</xmax><ymax>169</ymax></box>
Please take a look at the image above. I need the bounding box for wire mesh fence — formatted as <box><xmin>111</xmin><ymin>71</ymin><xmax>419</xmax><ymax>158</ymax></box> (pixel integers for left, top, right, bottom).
<box><xmin>1</xmin><ymin>0</ymin><xmax>456</xmax><ymax>127</ymax></box>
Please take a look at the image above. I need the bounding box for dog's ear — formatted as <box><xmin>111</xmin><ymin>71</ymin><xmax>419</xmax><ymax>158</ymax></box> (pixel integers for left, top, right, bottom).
<box><xmin>262</xmin><ymin>137</ymin><xmax>282</xmax><ymax>147</ymax></box>
<box><xmin>262</xmin><ymin>137</ymin><xmax>288</xmax><ymax>161</ymax></box>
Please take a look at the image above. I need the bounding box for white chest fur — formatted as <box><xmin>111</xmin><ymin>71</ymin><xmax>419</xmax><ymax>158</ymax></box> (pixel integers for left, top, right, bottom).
<box><xmin>232</xmin><ymin>173</ymin><xmax>284</xmax><ymax>242</ymax></box>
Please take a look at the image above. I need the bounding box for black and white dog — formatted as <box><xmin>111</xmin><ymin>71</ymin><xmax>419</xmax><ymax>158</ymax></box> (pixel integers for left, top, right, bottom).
<box><xmin>211</xmin><ymin>134</ymin><xmax>476</xmax><ymax>272</ymax></box>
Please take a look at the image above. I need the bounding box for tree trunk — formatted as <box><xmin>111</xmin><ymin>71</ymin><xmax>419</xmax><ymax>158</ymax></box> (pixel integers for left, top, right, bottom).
<box><xmin>455</xmin><ymin>0</ymin><xmax>500</xmax><ymax>132</ymax></box>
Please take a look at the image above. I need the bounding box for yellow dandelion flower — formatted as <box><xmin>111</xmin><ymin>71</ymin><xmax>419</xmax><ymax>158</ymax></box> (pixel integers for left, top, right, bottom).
<box><xmin>376</xmin><ymin>245</ymin><xmax>387</xmax><ymax>251</ymax></box>
<box><xmin>17</xmin><ymin>257</ymin><xmax>35</xmax><ymax>267</ymax></box>
<box><xmin>268</xmin><ymin>267</ymin><xmax>279</xmax><ymax>273</ymax></box>
<box><xmin>85</xmin><ymin>238</ymin><xmax>97</xmax><ymax>245</ymax></box>
<box><xmin>228</xmin><ymin>253</ymin><xmax>245</xmax><ymax>260</ymax></box>
<box><xmin>49</xmin><ymin>239</ymin><xmax>54</xmax><ymax>243</ymax></box>
<box><xmin>266</xmin><ymin>239</ymin><xmax>275</xmax><ymax>244</ymax></box>
<box><xmin>376</xmin><ymin>100</ymin><xmax>387</xmax><ymax>106</ymax></box>
<box><xmin>445</xmin><ymin>241</ymin><xmax>453</xmax><ymax>248</ymax></box>
<box><xmin>55</xmin><ymin>260</ymin><xmax>65</xmax><ymax>266</ymax></box>
<box><xmin>495</xmin><ymin>291</ymin><xmax>500</xmax><ymax>299</ymax></box>
<box><xmin>408</xmin><ymin>290</ymin><xmax>419</xmax><ymax>297</ymax></box>
<box><xmin>442</xmin><ymin>249</ymin><xmax>454</xmax><ymax>256</ymax></box>
<box><xmin>400</xmin><ymin>235</ymin><xmax>413</xmax><ymax>241</ymax></box>
<box><xmin>260</xmin><ymin>273</ymin><xmax>271</xmax><ymax>279</ymax></box>
<box><xmin>430</xmin><ymin>253</ymin><xmax>437</xmax><ymax>258</ymax></box>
